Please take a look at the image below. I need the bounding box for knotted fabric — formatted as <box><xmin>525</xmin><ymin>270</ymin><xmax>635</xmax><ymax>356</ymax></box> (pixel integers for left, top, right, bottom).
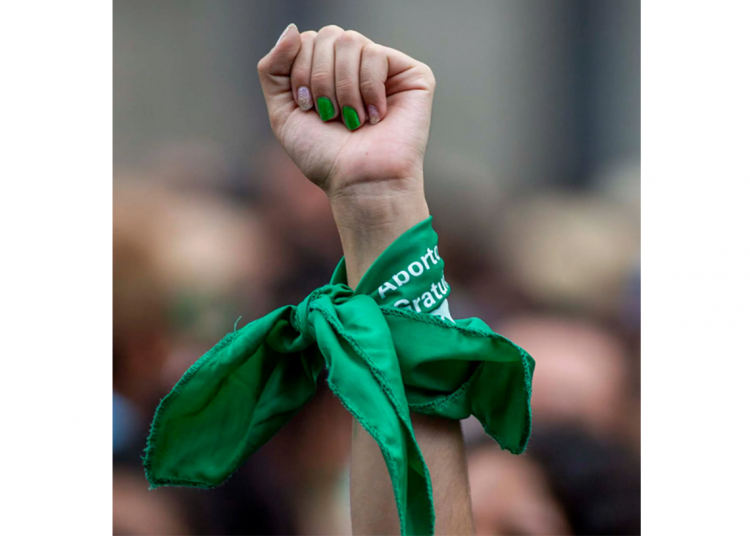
<box><xmin>144</xmin><ymin>217</ymin><xmax>534</xmax><ymax>536</ymax></box>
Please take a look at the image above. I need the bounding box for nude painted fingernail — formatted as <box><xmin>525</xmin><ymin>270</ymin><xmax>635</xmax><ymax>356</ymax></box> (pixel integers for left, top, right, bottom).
<box><xmin>275</xmin><ymin>23</ymin><xmax>296</xmax><ymax>47</ymax></box>
<box><xmin>367</xmin><ymin>105</ymin><xmax>380</xmax><ymax>125</ymax></box>
<box><xmin>297</xmin><ymin>86</ymin><xmax>313</xmax><ymax>111</ymax></box>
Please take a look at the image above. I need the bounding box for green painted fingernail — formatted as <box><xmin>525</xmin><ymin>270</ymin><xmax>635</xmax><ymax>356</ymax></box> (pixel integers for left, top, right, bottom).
<box><xmin>317</xmin><ymin>97</ymin><xmax>335</xmax><ymax>121</ymax></box>
<box><xmin>342</xmin><ymin>106</ymin><xmax>361</xmax><ymax>131</ymax></box>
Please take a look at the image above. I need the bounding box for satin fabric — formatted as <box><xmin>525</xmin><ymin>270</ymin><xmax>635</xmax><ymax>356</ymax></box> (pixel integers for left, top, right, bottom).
<box><xmin>144</xmin><ymin>217</ymin><xmax>534</xmax><ymax>536</ymax></box>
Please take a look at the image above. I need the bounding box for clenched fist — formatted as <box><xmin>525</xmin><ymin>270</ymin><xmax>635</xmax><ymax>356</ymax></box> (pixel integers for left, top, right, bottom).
<box><xmin>257</xmin><ymin>24</ymin><xmax>435</xmax><ymax>209</ymax></box>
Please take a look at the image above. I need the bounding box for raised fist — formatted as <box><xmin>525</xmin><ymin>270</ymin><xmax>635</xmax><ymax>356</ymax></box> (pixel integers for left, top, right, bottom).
<box><xmin>257</xmin><ymin>24</ymin><xmax>435</xmax><ymax>204</ymax></box>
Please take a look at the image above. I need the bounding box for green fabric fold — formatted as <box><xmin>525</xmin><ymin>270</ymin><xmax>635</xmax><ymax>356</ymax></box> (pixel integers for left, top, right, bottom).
<box><xmin>144</xmin><ymin>216</ymin><xmax>534</xmax><ymax>536</ymax></box>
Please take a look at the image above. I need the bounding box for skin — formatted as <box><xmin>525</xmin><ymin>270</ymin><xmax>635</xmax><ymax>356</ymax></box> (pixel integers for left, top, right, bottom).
<box><xmin>258</xmin><ymin>24</ymin><xmax>474</xmax><ymax>535</ymax></box>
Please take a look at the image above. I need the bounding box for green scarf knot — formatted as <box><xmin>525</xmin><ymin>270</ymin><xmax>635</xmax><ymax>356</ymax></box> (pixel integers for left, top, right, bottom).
<box><xmin>292</xmin><ymin>284</ymin><xmax>352</xmax><ymax>339</ymax></box>
<box><xmin>144</xmin><ymin>217</ymin><xmax>534</xmax><ymax>536</ymax></box>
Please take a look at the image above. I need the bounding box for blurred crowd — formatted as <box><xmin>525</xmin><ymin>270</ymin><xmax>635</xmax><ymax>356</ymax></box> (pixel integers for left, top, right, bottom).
<box><xmin>114</xmin><ymin>140</ymin><xmax>640</xmax><ymax>535</ymax></box>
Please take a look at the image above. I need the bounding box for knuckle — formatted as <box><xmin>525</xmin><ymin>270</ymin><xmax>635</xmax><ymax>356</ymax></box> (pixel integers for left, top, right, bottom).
<box><xmin>359</xmin><ymin>78</ymin><xmax>379</xmax><ymax>96</ymax></box>
<box><xmin>335</xmin><ymin>78</ymin><xmax>358</xmax><ymax>95</ymax></box>
<box><xmin>290</xmin><ymin>67</ymin><xmax>307</xmax><ymax>85</ymax></box>
<box><xmin>310</xmin><ymin>70</ymin><xmax>331</xmax><ymax>87</ymax></box>
<box><xmin>318</xmin><ymin>24</ymin><xmax>344</xmax><ymax>37</ymax></box>
<box><xmin>300</xmin><ymin>30</ymin><xmax>317</xmax><ymax>42</ymax></box>
<box><xmin>256</xmin><ymin>56</ymin><xmax>269</xmax><ymax>74</ymax></box>
<box><xmin>418</xmin><ymin>63</ymin><xmax>436</xmax><ymax>88</ymax></box>
<box><xmin>335</xmin><ymin>30</ymin><xmax>362</xmax><ymax>47</ymax></box>
<box><xmin>362</xmin><ymin>42</ymin><xmax>380</xmax><ymax>57</ymax></box>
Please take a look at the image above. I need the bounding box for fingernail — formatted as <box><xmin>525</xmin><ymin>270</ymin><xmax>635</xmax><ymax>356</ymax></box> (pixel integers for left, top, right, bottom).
<box><xmin>367</xmin><ymin>105</ymin><xmax>380</xmax><ymax>125</ymax></box>
<box><xmin>298</xmin><ymin>87</ymin><xmax>313</xmax><ymax>111</ymax></box>
<box><xmin>342</xmin><ymin>106</ymin><xmax>361</xmax><ymax>131</ymax></box>
<box><xmin>317</xmin><ymin>97</ymin><xmax>335</xmax><ymax>121</ymax></box>
<box><xmin>275</xmin><ymin>23</ymin><xmax>296</xmax><ymax>47</ymax></box>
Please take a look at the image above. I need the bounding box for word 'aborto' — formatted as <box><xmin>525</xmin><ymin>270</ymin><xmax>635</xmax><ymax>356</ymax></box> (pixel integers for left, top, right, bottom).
<box><xmin>377</xmin><ymin>246</ymin><xmax>450</xmax><ymax>313</ymax></box>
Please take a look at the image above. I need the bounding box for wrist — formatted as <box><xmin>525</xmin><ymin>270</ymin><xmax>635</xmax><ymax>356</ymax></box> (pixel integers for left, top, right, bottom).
<box><xmin>328</xmin><ymin>182</ymin><xmax>429</xmax><ymax>289</ymax></box>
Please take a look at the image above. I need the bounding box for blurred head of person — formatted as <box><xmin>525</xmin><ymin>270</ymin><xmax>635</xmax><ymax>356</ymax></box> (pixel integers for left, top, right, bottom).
<box><xmin>115</xmin><ymin>177</ymin><xmax>272</xmax><ymax>383</ymax></box>
<box><xmin>113</xmin><ymin>469</ymin><xmax>189</xmax><ymax>536</ymax></box>
<box><xmin>113</xmin><ymin>192</ymin><xmax>170</xmax><ymax>434</ymax></box>
<box><xmin>499</xmin><ymin>189</ymin><xmax>638</xmax><ymax>318</ymax></box>
<box><xmin>465</xmin><ymin>422</ymin><xmax>640</xmax><ymax>536</ymax></box>
<box><xmin>113</xmin><ymin>454</ymin><xmax>207</xmax><ymax>536</ymax></box>
<box><xmin>467</xmin><ymin>439</ymin><xmax>571</xmax><ymax>536</ymax></box>
<box><xmin>528</xmin><ymin>424</ymin><xmax>641</xmax><ymax>536</ymax></box>
<box><xmin>498</xmin><ymin>314</ymin><xmax>632</xmax><ymax>440</ymax></box>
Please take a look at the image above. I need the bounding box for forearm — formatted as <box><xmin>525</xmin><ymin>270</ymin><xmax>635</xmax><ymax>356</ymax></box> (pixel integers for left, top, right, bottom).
<box><xmin>331</xmin><ymin>191</ymin><xmax>475</xmax><ymax>535</ymax></box>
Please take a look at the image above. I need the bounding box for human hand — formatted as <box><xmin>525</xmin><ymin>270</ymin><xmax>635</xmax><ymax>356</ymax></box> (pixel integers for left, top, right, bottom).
<box><xmin>257</xmin><ymin>24</ymin><xmax>435</xmax><ymax>214</ymax></box>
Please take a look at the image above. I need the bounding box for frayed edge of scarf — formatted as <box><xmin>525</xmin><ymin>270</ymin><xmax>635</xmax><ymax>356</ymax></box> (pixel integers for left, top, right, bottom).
<box><xmin>383</xmin><ymin>305</ymin><xmax>534</xmax><ymax>455</ymax></box>
<box><xmin>142</xmin><ymin>331</ymin><xmax>239</xmax><ymax>490</ymax></box>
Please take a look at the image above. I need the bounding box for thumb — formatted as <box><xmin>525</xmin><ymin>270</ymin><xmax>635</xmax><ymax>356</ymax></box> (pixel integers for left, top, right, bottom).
<box><xmin>257</xmin><ymin>23</ymin><xmax>301</xmax><ymax>127</ymax></box>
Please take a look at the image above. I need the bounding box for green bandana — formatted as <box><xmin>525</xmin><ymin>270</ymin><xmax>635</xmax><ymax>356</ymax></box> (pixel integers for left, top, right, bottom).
<box><xmin>144</xmin><ymin>217</ymin><xmax>534</xmax><ymax>536</ymax></box>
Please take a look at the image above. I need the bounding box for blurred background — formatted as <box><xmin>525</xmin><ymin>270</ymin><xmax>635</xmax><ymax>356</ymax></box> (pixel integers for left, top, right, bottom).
<box><xmin>113</xmin><ymin>1</ymin><xmax>640</xmax><ymax>534</ymax></box>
